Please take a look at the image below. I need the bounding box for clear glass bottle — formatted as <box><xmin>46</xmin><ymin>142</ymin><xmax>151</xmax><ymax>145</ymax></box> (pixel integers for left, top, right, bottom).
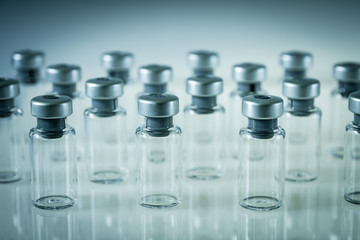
<box><xmin>238</xmin><ymin>95</ymin><xmax>285</xmax><ymax>211</ymax></box>
<box><xmin>0</xmin><ymin>78</ymin><xmax>23</xmax><ymax>183</ymax></box>
<box><xmin>184</xmin><ymin>75</ymin><xmax>226</xmax><ymax>180</ymax></box>
<box><xmin>229</xmin><ymin>63</ymin><xmax>267</xmax><ymax>159</ymax></box>
<box><xmin>136</xmin><ymin>94</ymin><xmax>182</xmax><ymax>208</ymax></box>
<box><xmin>280</xmin><ymin>50</ymin><xmax>313</xmax><ymax>79</ymax></box>
<box><xmin>282</xmin><ymin>78</ymin><xmax>321</xmax><ymax>182</ymax></box>
<box><xmin>29</xmin><ymin>95</ymin><xmax>77</xmax><ymax>210</ymax></box>
<box><xmin>344</xmin><ymin>91</ymin><xmax>360</xmax><ymax>204</ymax></box>
<box><xmin>330</xmin><ymin>62</ymin><xmax>360</xmax><ymax>158</ymax></box>
<box><xmin>84</xmin><ymin>78</ymin><xmax>128</xmax><ymax>184</ymax></box>
<box><xmin>187</xmin><ymin>50</ymin><xmax>219</xmax><ymax>76</ymax></box>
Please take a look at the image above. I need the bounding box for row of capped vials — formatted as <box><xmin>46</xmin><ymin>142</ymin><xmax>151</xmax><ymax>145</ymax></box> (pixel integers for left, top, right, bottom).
<box><xmin>1</xmin><ymin>49</ymin><xmax>360</xmax><ymax>211</ymax></box>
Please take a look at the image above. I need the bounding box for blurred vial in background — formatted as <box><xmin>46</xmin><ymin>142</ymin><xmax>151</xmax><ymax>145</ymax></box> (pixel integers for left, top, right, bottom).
<box><xmin>0</xmin><ymin>78</ymin><xmax>23</xmax><ymax>183</ymax></box>
<box><xmin>183</xmin><ymin>75</ymin><xmax>226</xmax><ymax>180</ymax></box>
<box><xmin>344</xmin><ymin>91</ymin><xmax>360</xmax><ymax>204</ymax></box>
<box><xmin>84</xmin><ymin>78</ymin><xmax>128</xmax><ymax>184</ymax></box>
<box><xmin>187</xmin><ymin>50</ymin><xmax>219</xmax><ymax>76</ymax></box>
<box><xmin>330</xmin><ymin>62</ymin><xmax>360</xmax><ymax>159</ymax></box>
<box><xmin>136</xmin><ymin>94</ymin><xmax>182</xmax><ymax>208</ymax></box>
<box><xmin>282</xmin><ymin>78</ymin><xmax>321</xmax><ymax>182</ymax></box>
<box><xmin>280</xmin><ymin>50</ymin><xmax>313</xmax><ymax>79</ymax></box>
<box><xmin>228</xmin><ymin>63</ymin><xmax>267</xmax><ymax>159</ymax></box>
<box><xmin>29</xmin><ymin>95</ymin><xmax>76</xmax><ymax>210</ymax></box>
<box><xmin>238</xmin><ymin>95</ymin><xmax>285</xmax><ymax>211</ymax></box>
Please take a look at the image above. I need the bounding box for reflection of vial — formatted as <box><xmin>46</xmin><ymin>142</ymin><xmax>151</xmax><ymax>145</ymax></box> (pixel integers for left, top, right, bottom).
<box><xmin>229</xmin><ymin>63</ymin><xmax>267</xmax><ymax>159</ymax></box>
<box><xmin>84</xmin><ymin>78</ymin><xmax>128</xmax><ymax>184</ymax></box>
<box><xmin>187</xmin><ymin>50</ymin><xmax>219</xmax><ymax>76</ymax></box>
<box><xmin>0</xmin><ymin>79</ymin><xmax>23</xmax><ymax>183</ymax></box>
<box><xmin>344</xmin><ymin>91</ymin><xmax>360</xmax><ymax>204</ymax></box>
<box><xmin>280</xmin><ymin>50</ymin><xmax>313</xmax><ymax>79</ymax></box>
<box><xmin>30</xmin><ymin>95</ymin><xmax>76</xmax><ymax>210</ymax></box>
<box><xmin>136</xmin><ymin>94</ymin><xmax>182</xmax><ymax>208</ymax></box>
<box><xmin>184</xmin><ymin>75</ymin><xmax>226</xmax><ymax>180</ymax></box>
<box><xmin>238</xmin><ymin>95</ymin><xmax>285</xmax><ymax>211</ymax></box>
<box><xmin>138</xmin><ymin>64</ymin><xmax>172</xmax><ymax>94</ymax></box>
<box><xmin>330</xmin><ymin>62</ymin><xmax>360</xmax><ymax>158</ymax></box>
<box><xmin>282</xmin><ymin>79</ymin><xmax>321</xmax><ymax>182</ymax></box>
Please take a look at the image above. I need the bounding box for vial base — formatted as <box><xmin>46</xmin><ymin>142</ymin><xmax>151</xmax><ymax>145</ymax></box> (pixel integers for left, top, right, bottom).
<box><xmin>139</xmin><ymin>194</ymin><xmax>181</xmax><ymax>209</ymax></box>
<box><xmin>285</xmin><ymin>170</ymin><xmax>317</xmax><ymax>183</ymax></box>
<box><xmin>0</xmin><ymin>171</ymin><xmax>21</xmax><ymax>183</ymax></box>
<box><xmin>187</xmin><ymin>167</ymin><xmax>222</xmax><ymax>181</ymax></box>
<box><xmin>34</xmin><ymin>195</ymin><xmax>75</xmax><ymax>210</ymax></box>
<box><xmin>89</xmin><ymin>170</ymin><xmax>129</xmax><ymax>184</ymax></box>
<box><xmin>330</xmin><ymin>146</ymin><xmax>344</xmax><ymax>159</ymax></box>
<box><xmin>344</xmin><ymin>192</ymin><xmax>360</xmax><ymax>205</ymax></box>
<box><xmin>240</xmin><ymin>196</ymin><xmax>282</xmax><ymax>211</ymax></box>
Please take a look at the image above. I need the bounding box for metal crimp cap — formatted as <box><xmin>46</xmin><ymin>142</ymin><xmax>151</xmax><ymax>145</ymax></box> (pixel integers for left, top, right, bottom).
<box><xmin>282</xmin><ymin>78</ymin><xmax>320</xmax><ymax>99</ymax></box>
<box><xmin>187</xmin><ymin>50</ymin><xmax>219</xmax><ymax>70</ymax></box>
<box><xmin>333</xmin><ymin>62</ymin><xmax>360</xmax><ymax>82</ymax></box>
<box><xmin>232</xmin><ymin>63</ymin><xmax>266</xmax><ymax>83</ymax></box>
<box><xmin>138</xmin><ymin>64</ymin><xmax>172</xmax><ymax>85</ymax></box>
<box><xmin>242</xmin><ymin>95</ymin><xmax>284</xmax><ymax>120</ymax></box>
<box><xmin>85</xmin><ymin>78</ymin><xmax>123</xmax><ymax>100</ymax></box>
<box><xmin>186</xmin><ymin>75</ymin><xmax>223</xmax><ymax>97</ymax></box>
<box><xmin>280</xmin><ymin>50</ymin><xmax>313</xmax><ymax>70</ymax></box>
<box><xmin>349</xmin><ymin>91</ymin><xmax>360</xmax><ymax>115</ymax></box>
<box><xmin>101</xmin><ymin>51</ymin><xmax>134</xmax><ymax>71</ymax></box>
<box><xmin>138</xmin><ymin>94</ymin><xmax>179</xmax><ymax>118</ymax></box>
<box><xmin>31</xmin><ymin>95</ymin><xmax>73</xmax><ymax>119</ymax></box>
<box><xmin>11</xmin><ymin>49</ymin><xmax>45</xmax><ymax>70</ymax></box>
<box><xmin>0</xmin><ymin>78</ymin><xmax>20</xmax><ymax>99</ymax></box>
<box><xmin>46</xmin><ymin>64</ymin><xmax>81</xmax><ymax>85</ymax></box>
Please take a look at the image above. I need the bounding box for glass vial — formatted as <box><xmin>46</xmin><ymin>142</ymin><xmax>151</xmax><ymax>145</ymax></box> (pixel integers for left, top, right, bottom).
<box><xmin>138</xmin><ymin>64</ymin><xmax>172</xmax><ymax>95</ymax></box>
<box><xmin>279</xmin><ymin>50</ymin><xmax>313</xmax><ymax>79</ymax></box>
<box><xmin>84</xmin><ymin>78</ymin><xmax>128</xmax><ymax>184</ymax></box>
<box><xmin>187</xmin><ymin>50</ymin><xmax>219</xmax><ymax>76</ymax></box>
<box><xmin>29</xmin><ymin>95</ymin><xmax>76</xmax><ymax>210</ymax></box>
<box><xmin>238</xmin><ymin>95</ymin><xmax>285</xmax><ymax>211</ymax></box>
<box><xmin>184</xmin><ymin>75</ymin><xmax>226</xmax><ymax>180</ymax></box>
<box><xmin>0</xmin><ymin>78</ymin><xmax>23</xmax><ymax>183</ymax></box>
<box><xmin>344</xmin><ymin>91</ymin><xmax>360</xmax><ymax>204</ymax></box>
<box><xmin>229</xmin><ymin>63</ymin><xmax>267</xmax><ymax>159</ymax></box>
<box><xmin>330</xmin><ymin>62</ymin><xmax>360</xmax><ymax>158</ymax></box>
<box><xmin>136</xmin><ymin>94</ymin><xmax>182</xmax><ymax>208</ymax></box>
<box><xmin>282</xmin><ymin>79</ymin><xmax>321</xmax><ymax>182</ymax></box>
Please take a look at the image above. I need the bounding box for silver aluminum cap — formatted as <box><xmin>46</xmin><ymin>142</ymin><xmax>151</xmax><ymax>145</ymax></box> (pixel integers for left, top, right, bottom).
<box><xmin>46</xmin><ymin>64</ymin><xmax>81</xmax><ymax>85</ymax></box>
<box><xmin>138</xmin><ymin>64</ymin><xmax>172</xmax><ymax>85</ymax></box>
<box><xmin>333</xmin><ymin>62</ymin><xmax>360</xmax><ymax>82</ymax></box>
<box><xmin>242</xmin><ymin>95</ymin><xmax>284</xmax><ymax>120</ymax></box>
<box><xmin>138</xmin><ymin>94</ymin><xmax>179</xmax><ymax>118</ymax></box>
<box><xmin>232</xmin><ymin>63</ymin><xmax>266</xmax><ymax>83</ymax></box>
<box><xmin>11</xmin><ymin>49</ymin><xmax>45</xmax><ymax>70</ymax></box>
<box><xmin>85</xmin><ymin>78</ymin><xmax>123</xmax><ymax>100</ymax></box>
<box><xmin>0</xmin><ymin>78</ymin><xmax>20</xmax><ymax>99</ymax></box>
<box><xmin>101</xmin><ymin>51</ymin><xmax>134</xmax><ymax>71</ymax></box>
<box><xmin>187</xmin><ymin>50</ymin><xmax>219</xmax><ymax>70</ymax></box>
<box><xmin>186</xmin><ymin>75</ymin><xmax>223</xmax><ymax>97</ymax></box>
<box><xmin>282</xmin><ymin>78</ymin><xmax>320</xmax><ymax>99</ymax></box>
<box><xmin>349</xmin><ymin>91</ymin><xmax>360</xmax><ymax>115</ymax></box>
<box><xmin>280</xmin><ymin>50</ymin><xmax>313</xmax><ymax>70</ymax></box>
<box><xmin>31</xmin><ymin>95</ymin><xmax>73</xmax><ymax>119</ymax></box>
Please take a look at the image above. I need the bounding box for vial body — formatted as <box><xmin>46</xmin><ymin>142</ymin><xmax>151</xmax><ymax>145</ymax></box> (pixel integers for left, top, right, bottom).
<box><xmin>238</xmin><ymin>126</ymin><xmax>285</xmax><ymax>211</ymax></box>
<box><xmin>282</xmin><ymin>106</ymin><xmax>321</xmax><ymax>182</ymax></box>
<box><xmin>136</xmin><ymin>125</ymin><xmax>182</xmax><ymax>208</ymax></box>
<box><xmin>29</xmin><ymin>123</ymin><xmax>77</xmax><ymax>210</ymax></box>
<box><xmin>183</xmin><ymin>105</ymin><xmax>226</xmax><ymax>180</ymax></box>
<box><xmin>0</xmin><ymin>107</ymin><xmax>23</xmax><ymax>183</ymax></box>
<box><xmin>84</xmin><ymin>107</ymin><xmax>128</xmax><ymax>184</ymax></box>
<box><xmin>344</xmin><ymin>122</ymin><xmax>360</xmax><ymax>204</ymax></box>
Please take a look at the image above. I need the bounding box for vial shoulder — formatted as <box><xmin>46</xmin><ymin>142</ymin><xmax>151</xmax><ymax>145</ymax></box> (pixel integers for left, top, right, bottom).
<box><xmin>29</xmin><ymin>125</ymin><xmax>75</xmax><ymax>139</ymax></box>
<box><xmin>346</xmin><ymin>122</ymin><xmax>360</xmax><ymax>134</ymax></box>
<box><xmin>135</xmin><ymin>125</ymin><xmax>182</xmax><ymax>138</ymax></box>
<box><xmin>239</xmin><ymin>126</ymin><xmax>285</xmax><ymax>139</ymax></box>
<box><xmin>284</xmin><ymin>106</ymin><xmax>322</xmax><ymax>117</ymax></box>
<box><xmin>331</xmin><ymin>88</ymin><xmax>347</xmax><ymax>99</ymax></box>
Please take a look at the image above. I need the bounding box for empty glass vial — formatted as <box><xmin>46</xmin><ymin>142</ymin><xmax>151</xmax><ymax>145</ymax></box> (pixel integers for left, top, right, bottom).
<box><xmin>0</xmin><ymin>78</ymin><xmax>23</xmax><ymax>183</ymax></box>
<box><xmin>330</xmin><ymin>62</ymin><xmax>360</xmax><ymax>158</ymax></box>
<box><xmin>344</xmin><ymin>91</ymin><xmax>360</xmax><ymax>204</ymax></box>
<box><xmin>187</xmin><ymin>50</ymin><xmax>219</xmax><ymax>76</ymax></box>
<box><xmin>84</xmin><ymin>78</ymin><xmax>128</xmax><ymax>184</ymax></box>
<box><xmin>229</xmin><ymin>63</ymin><xmax>267</xmax><ymax>159</ymax></box>
<box><xmin>280</xmin><ymin>50</ymin><xmax>313</xmax><ymax>79</ymax></box>
<box><xmin>238</xmin><ymin>95</ymin><xmax>285</xmax><ymax>211</ymax></box>
<box><xmin>101</xmin><ymin>51</ymin><xmax>134</xmax><ymax>84</ymax></box>
<box><xmin>29</xmin><ymin>95</ymin><xmax>76</xmax><ymax>210</ymax></box>
<box><xmin>136</xmin><ymin>94</ymin><xmax>182</xmax><ymax>208</ymax></box>
<box><xmin>138</xmin><ymin>64</ymin><xmax>172</xmax><ymax>95</ymax></box>
<box><xmin>282</xmin><ymin>79</ymin><xmax>321</xmax><ymax>182</ymax></box>
<box><xmin>184</xmin><ymin>75</ymin><xmax>226</xmax><ymax>180</ymax></box>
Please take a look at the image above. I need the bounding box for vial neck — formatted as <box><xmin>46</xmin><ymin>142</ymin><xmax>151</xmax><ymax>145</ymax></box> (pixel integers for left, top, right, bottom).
<box><xmin>91</xmin><ymin>99</ymin><xmax>118</xmax><ymax>111</ymax></box>
<box><xmin>288</xmin><ymin>99</ymin><xmax>315</xmax><ymax>114</ymax></box>
<box><xmin>191</xmin><ymin>96</ymin><xmax>217</xmax><ymax>113</ymax></box>
<box><xmin>108</xmin><ymin>70</ymin><xmax>129</xmax><ymax>85</ymax></box>
<box><xmin>354</xmin><ymin>114</ymin><xmax>360</xmax><ymax>126</ymax></box>
<box><xmin>36</xmin><ymin>118</ymin><xmax>66</xmax><ymax>139</ymax></box>
<box><xmin>284</xmin><ymin>70</ymin><xmax>306</xmax><ymax>79</ymax></box>
<box><xmin>237</xmin><ymin>82</ymin><xmax>261</xmax><ymax>93</ymax></box>
<box><xmin>0</xmin><ymin>99</ymin><xmax>15</xmax><ymax>117</ymax></box>
<box><xmin>248</xmin><ymin>118</ymin><xmax>278</xmax><ymax>139</ymax></box>
<box><xmin>193</xmin><ymin>69</ymin><xmax>213</xmax><ymax>76</ymax></box>
<box><xmin>53</xmin><ymin>83</ymin><xmax>77</xmax><ymax>97</ymax></box>
<box><xmin>338</xmin><ymin>81</ymin><xmax>360</xmax><ymax>98</ymax></box>
<box><xmin>144</xmin><ymin>84</ymin><xmax>167</xmax><ymax>94</ymax></box>
<box><xmin>16</xmin><ymin>69</ymin><xmax>41</xmax><ymax>84</ymax></box>
<box><xmin>145</xmin><ymin>117</ymin><xmax>173</xmax><ymax>137</ymax></box>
